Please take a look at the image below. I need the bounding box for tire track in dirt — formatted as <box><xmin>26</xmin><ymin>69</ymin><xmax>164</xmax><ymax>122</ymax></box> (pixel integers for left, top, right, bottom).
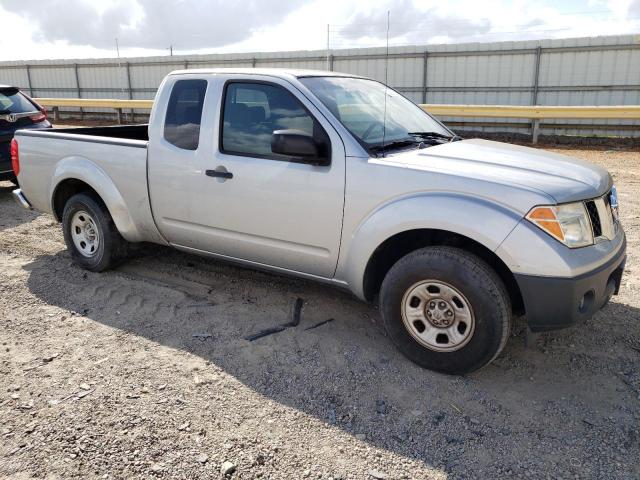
<box><xmin>2</xmin><ymin>154</ymin><xmax>639</xmax><ymax>480</ymax></box>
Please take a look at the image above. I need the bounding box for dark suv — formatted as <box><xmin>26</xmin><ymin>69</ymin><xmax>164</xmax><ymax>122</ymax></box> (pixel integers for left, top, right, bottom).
<box><xmin>1</xmin><ymin>85</ymin><xmax>51</xmax><ymax>183</ymax></box>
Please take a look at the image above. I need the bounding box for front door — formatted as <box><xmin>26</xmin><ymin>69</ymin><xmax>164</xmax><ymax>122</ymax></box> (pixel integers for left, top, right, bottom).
<box><xmin>149</xmin><ymin>74</ymin><xmax>346</xmax><ymax>278</ymax></box>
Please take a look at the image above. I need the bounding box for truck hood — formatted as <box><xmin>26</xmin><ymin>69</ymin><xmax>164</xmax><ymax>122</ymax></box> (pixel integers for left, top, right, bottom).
<box><xmin>380</xmin><ymin>138</ymin><xmax>612</xmax><ymax>204</ymax></box>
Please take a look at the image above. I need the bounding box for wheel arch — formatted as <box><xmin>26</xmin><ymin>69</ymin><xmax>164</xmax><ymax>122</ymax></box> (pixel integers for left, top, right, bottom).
<box><xmin>53</xmin><ymin>178</ymin><xmax>100</xmax><ymax>221</ymax></box>
<box><xmin>339</xmin><ymin>193</ymin><xmax>525</xmax><ymax>314</ymax></box>
<box><xmin>49</xmin><ymin>157</ymin><xmax>142</xmax><ymax>242</ymax></box>
<box><xmin>362</xmin><ymin>228</ymin><xmax>524</xmax><ymax>315</ymax></box>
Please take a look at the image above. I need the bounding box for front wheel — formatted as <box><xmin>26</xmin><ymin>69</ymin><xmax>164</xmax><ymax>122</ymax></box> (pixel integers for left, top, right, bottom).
<box><xmin>379</xmin><ymin>246</ymin><xmax>511</xmax><ymax>375</ymax></box>
<box><xmin>62</xmin><ymin>192</ymin><xmax>130</xmax><ymax>272</ymax></box>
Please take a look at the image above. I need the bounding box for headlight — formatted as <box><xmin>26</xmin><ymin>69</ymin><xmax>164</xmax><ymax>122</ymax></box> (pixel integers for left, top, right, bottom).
<box><xmin>526</xmin><ymin>202</ymin><xmax>594</xmax><ymax>248</ymax></box>
<box><xmin>609</xmin><ymin>185</ymin><xmax>619</xmax><ymax>223</ymax></box>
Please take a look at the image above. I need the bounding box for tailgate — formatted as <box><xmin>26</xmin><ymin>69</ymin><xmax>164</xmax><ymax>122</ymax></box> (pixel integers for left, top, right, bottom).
<box><xmin>1</xmin><ymin>122</ymin><xmax>51</xmax><ymax>172</ymax></box>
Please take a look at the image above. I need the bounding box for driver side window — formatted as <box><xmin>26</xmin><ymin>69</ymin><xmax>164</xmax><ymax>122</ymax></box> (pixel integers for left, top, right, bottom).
<box><xmin>220</xmin><ymin>82</ymin><xmax>328</xmax><ymax>160</ymax></box>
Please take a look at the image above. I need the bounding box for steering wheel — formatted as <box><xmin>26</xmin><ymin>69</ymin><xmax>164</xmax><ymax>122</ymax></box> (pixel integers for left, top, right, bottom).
<box><xmin>361</xmin><ymin>121</ymin><xmax>385</xmax><ymax>141</ymax></box>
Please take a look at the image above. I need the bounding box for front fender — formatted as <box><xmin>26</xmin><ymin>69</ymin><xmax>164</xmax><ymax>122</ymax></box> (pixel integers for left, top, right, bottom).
<box><xmin>337</xmin><ymin>193</ymin><xmax>524</xmax><ymax>299</ymax></box>
<box><xmin>50</xmin><ymin>157</ymin><xmax>142</xmax><ymax>242</ymax></box>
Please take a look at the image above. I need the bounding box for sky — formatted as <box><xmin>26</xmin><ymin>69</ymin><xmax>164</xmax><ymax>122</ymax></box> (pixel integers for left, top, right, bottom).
<box><xmin>0</xmin><ymin>0</ymin><xmax>638</xmax><ymax>61</ymax></box>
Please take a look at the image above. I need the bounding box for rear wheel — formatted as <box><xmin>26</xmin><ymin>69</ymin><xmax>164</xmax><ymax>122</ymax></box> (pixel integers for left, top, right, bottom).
<box><xmin>379</xmin><ymin>246</ymin><xmax>511</xmax><ymax>375</ymax></box>
<box><xmin>62</xmin><ymin>192</ymin><xmax>129</xmax><ymax>272</ymax></box>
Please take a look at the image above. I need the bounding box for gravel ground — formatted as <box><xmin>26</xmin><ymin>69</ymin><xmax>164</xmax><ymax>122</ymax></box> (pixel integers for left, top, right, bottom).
<box><xmin>0</xmin><ymin>144</ymin><xmax>639</xmax><ymax>480</ymax></box>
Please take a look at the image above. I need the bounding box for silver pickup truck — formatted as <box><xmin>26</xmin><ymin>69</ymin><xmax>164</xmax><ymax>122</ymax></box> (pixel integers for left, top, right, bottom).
<box><xmin>11</xmin><ymin>68</ymin><xmax>626</xmax><ymax>374</ymax></box>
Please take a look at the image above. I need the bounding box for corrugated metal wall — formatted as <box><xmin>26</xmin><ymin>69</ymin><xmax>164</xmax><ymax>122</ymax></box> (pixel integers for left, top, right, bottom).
<box><xmin>1</xmin><ymin>34</ymin><xmax>638</xmax><ymax>137</ymax></box>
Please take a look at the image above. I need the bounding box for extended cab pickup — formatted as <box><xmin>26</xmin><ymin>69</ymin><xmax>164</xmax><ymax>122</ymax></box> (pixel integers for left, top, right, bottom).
<box><xmin>12</xmin><ymin>69</ymin><xmax>626</xmax><ymax>374</ymax></box>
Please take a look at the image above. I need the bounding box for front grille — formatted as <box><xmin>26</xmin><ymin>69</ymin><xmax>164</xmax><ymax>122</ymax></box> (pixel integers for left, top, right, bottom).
<box><xmin>585</xmin><ymin>200</ymin><xmax>602</xmax><ymax>237</ymax></box>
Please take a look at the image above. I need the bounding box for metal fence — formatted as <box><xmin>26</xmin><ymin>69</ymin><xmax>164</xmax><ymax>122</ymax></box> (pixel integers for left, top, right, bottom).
<box><xmin>1</xmin><ymin>34</ymin><xmax>639</xmax><ymax>137</ymax></box>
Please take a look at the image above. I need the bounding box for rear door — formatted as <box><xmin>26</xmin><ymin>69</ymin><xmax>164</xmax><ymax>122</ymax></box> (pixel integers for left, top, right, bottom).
<box><xmin>148</xmin><ymin>74</ymin><xmax>346</xmax><ymax>278</ymax></box>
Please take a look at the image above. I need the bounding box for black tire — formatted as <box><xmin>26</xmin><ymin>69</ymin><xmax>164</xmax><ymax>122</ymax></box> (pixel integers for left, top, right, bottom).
<box><xmin>62</xmin><ymin>192</ymin><xmax>129</xmax><ymax>272</ymax></box>
<box><xmin>379</xmin><ymin>246</ymin><xmax>511</xmax><ymax>375</ymax></box>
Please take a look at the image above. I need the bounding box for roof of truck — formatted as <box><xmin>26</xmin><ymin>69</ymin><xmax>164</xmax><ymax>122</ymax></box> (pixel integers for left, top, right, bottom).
<box><xmin>167</xmin><ymin>68</ymin><xmax>366</xmax><ymax>79</ymax></box>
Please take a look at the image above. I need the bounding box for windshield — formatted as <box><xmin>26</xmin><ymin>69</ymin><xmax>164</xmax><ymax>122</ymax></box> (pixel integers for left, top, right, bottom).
<box><xmin>299</xmin><ymin>76</ymin><xmax>453</xmax><ymax>154</ymax></box>
<box><xmin>0</xmin><ymin>88</ymin><xmax>38</xmax><ymax>114</ymax></box>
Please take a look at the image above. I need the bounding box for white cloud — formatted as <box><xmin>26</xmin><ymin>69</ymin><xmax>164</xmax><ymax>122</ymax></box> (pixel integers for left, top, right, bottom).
<box><xmin>629</xmin><ymin>0</ymin><xmax>640</xmax><ymax>16</ymax></box>
<box><xmin>0</xmin><ymin>0</ymin><xmax>638</xmax><ymax>60</ymax></box>
<box><xmin>3</xmin><ymin>0</ymin><xmax>311</xmax><ymax>50</ymax></box>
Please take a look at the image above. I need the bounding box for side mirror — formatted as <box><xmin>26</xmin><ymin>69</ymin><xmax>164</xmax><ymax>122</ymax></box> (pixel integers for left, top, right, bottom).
<box><xmin>271</xmin><ymin>129</ymin><xmax>328</xmax><ymax>165</ymax></box>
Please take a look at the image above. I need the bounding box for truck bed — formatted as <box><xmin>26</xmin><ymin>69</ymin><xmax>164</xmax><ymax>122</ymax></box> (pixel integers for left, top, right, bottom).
<box><xmin>14</xmin><ymin>124</ymin><xmax>163</xmax><ymax>244</ymax></box>
<box><xmin>53</xmin><ymin>124</ymin><xmax>149</xmax><ymax>141</ymax></box>
<box><xmin>17</xmin><ymin>124</ymin><xmax>149</xmax><ymax>147</ymax></box>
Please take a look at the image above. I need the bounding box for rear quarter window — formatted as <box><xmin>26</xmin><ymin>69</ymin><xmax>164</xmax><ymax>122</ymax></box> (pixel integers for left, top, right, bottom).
<box><xmin>164</xmin><ymin>79</ymin><xmax>208</xmax><ymax>150</ymax></box>
<box><xmin>0</xmin><ymin>89</ymin><xmax>37</xmax><ymax>114</ymax></box>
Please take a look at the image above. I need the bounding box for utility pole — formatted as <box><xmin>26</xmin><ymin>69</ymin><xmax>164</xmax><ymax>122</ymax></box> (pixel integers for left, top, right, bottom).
<box><xmin>169</xmin><ymin>45</ymin><xmax>173</xmax><ymax>56</ymax></box>
<box><xmin>326</xmin><ymin>24</ymin><xmax>330</xmax><ymax>71</ymax></box>
<box><xmin>115</xmin><ymin>38</ymin><xmax>120</xmax><ymax>59</ymax></box>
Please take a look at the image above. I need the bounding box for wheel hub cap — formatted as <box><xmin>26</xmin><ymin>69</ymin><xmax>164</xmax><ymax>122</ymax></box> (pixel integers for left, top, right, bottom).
<box><xmin>401</xmin><ymin>280</ymin><xmax>475</xmax><ymax>352</ymax></box>
<box><xmin>425</xmin><ymin>299</ymin><xmax>455</xmax><ymax>327</ymax></box>
<box><xmin>70</xmin><ymin>210</ymin><xmax>100</xmax><ymax>257</ymax></box>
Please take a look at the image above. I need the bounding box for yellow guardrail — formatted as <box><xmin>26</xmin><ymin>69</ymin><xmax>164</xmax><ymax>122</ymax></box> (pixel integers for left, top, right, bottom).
<box><xmin>36</xmin><ymin>98</ymin><xmax>154</xmax><ymax>109</ymax></box>
<box><xmin>35</xmin><ymin>98</ymin><xmax>640</xmax><ymax>143</ymax></box>
<box><xmin>420</xmin><ymin>104</ymin><xmax>640</xmax><ymax>120</ymax></box>
<box><xmin>35</xmin><ymin>98</ymin><xmax>640</xmax><ymax>119</ymax></box>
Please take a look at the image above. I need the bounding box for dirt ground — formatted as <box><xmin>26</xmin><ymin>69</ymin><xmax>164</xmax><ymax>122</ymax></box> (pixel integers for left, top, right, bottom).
<box><xmin>0</xmin><ymin>145</ymin><xmax>638</xmax><ymax>480</ymax></box>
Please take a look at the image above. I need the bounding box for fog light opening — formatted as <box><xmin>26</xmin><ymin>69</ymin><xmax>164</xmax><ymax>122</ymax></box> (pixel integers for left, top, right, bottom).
<box><xmin>603</xmin><ymin>278</ymin><xmax>617</xmax><ymax>307</ymax></box>
<box><xmin>578</xmin><ymin>290</ymin><xmax>595</xmax><ymax>314</ymax></box>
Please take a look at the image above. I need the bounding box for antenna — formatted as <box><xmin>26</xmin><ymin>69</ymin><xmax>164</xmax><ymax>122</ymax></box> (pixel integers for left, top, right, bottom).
<box><xmin>381</xmin><ymin>11</ymin><xmax>390</xmax><ymax>157</ymax></box>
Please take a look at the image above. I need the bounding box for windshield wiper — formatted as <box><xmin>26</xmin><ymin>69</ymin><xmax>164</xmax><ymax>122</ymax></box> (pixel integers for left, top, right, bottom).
<box><xmin>370</xmin><ymin>139</ymin><xmax>421</xmax><ymax>155</ymax></box>
<box><xmin>407</xmin><ymin>131</ymin><xmax>461</xmax><ymax>141</ymax></box>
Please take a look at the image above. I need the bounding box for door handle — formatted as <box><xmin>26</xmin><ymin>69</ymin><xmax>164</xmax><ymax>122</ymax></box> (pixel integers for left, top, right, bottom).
<box><xmin>206</xmin><ymin>168</ymin><xmax>233</xmax><ymax>179</ymax></box>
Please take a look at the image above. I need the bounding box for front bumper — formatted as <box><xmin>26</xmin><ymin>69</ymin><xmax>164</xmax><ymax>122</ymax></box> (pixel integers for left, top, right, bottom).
<box><xmin>514</xmin><ymin>235</ymin><xmax>626</xmax><ymax>332</ymax></box>
<box><xmin>12</xmin><ymin>188</ymin><xmax>32</xmax><ymax>210</ymax></box>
